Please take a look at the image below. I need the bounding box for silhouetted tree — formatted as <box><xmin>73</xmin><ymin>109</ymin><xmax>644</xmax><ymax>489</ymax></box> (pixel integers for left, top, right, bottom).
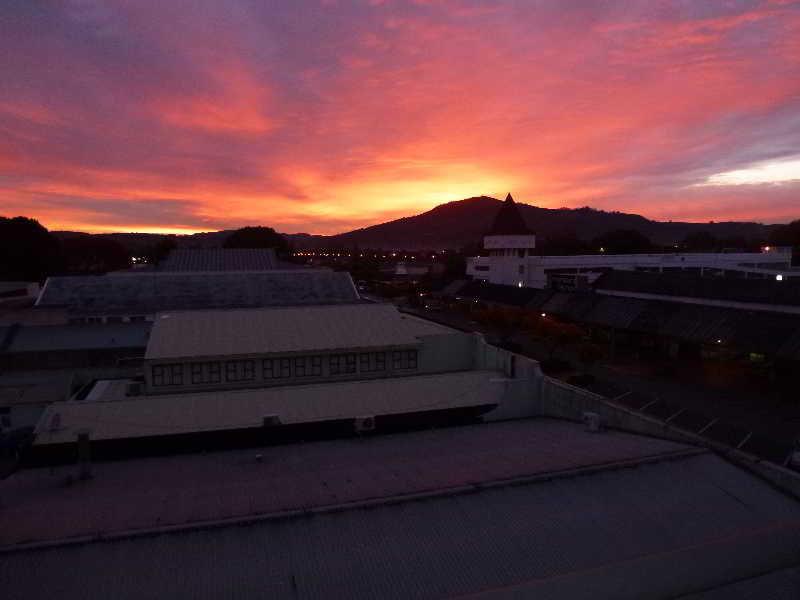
<box><xmin>146</xmin><ymin>236</ymin><xmax>177</xmax><ymax>265</ymax></box>
<box><xmin>681</xmin><ymin>231</ymin><xmax>718</xmax><ymax>251</ymax></box>
<box><xmin>443</xmin><ymin>252</ymin><xmax>466</xmax><ymax>280</ymax></box>
<box><xmin>591</xmin><ymin>229</ymin><xmax>653</xmax><ymax>254</ymax></box>
<box><xmin>223</xmin><ymin>227</ymin><xmax>289</xmax><ymax>253</ymax></box>
<box><xmin>539</xmin><ymin>234</ymin><xmax>591</xmax><ymax>255</ymax></box>
<box><xmin>0</xmin><ymin>216</ymin><xmax>63</xmax><ymax>281</ymax></box>
<box><xmin>61</xmin><ymin>236</ymin><xmax>130</xmax><ymax>273</ymax></box>
<box><xmin>769</xmin><ymin>220</ymin><xmax>800</xmax><ymax>247</ymax></box>
<box><xmin>769</xmin><ymin>220</ymin><xmax>800</xmax><ymax>265</ymax></box>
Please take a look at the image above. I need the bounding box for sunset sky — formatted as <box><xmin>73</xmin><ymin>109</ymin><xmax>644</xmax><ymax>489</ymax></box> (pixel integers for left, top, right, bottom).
<box><xmin>1</xmin><ymin>0</ymin><xmax>799</xmax><ymax>234</ymax></box>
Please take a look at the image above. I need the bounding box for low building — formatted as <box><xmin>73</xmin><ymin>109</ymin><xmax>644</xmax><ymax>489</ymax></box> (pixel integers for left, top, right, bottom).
<box><xmin>30</xmin><ymin>303</ymin><xmax>538</xmax><ymax>461</ymax></box>
<box><xmin>35</xmin><ymin>269</ymin><xmax>361</xmax><ymax>323</ymax></box>
<box><xmin>0</xmin><ymin>281</ymin><xmax>40</xmax><ymax>307</ymax></box>
<box><xmin>0</xmin><ymin>322</ymin><xmax>150</xmax><ymax>371</ymax></box>
<box><xmin>467</xmin><ymin>194</ymin><xmax>795</xmax><ymax>289</ymax></box>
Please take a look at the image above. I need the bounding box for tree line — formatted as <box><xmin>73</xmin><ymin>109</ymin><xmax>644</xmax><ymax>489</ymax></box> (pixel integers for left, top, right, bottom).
<box><xmin>0</xmin><ymin>217</ymin><xmax>290</xmax><ymax>282</ymax></box>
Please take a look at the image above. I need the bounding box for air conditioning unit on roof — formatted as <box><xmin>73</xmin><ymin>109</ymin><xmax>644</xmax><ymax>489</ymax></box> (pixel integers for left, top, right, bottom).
<box><xmin>354</xmin><ymin>415</ymin><xmax>376</xmax><ymax>433</ymax></box>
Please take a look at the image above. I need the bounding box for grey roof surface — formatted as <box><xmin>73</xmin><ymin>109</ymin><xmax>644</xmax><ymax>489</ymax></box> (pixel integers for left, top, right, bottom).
<box><xmin>146</xmin><ymin>303</ymin><xmax>455</xmax><ymax>359</ymax></box>
<box><xmin>0</xmin><ymin>372</ymin><xmax>71</xmax><ymax>407</ymax></box>
<box><xmin>7</xmin><ymin>419</ymin><xmax>688</xmax><ymax>546</ymax></box>
<box><xmin>596</xmin><ymin>269</ymin><xmax>800</xmax><ymax>307</ymax></box>
<box><xmin>679</xmin><ymin>567</ymin><xmax>800</xmax><ymax>600</ymax></box>
<box><xmin>36</xmin><ymin>270</ymin><xmax>360</xmax><ymax>315</ymax></box>
<box><xmin>34</xmin><ymin>370</ymin><xmax>500</xmax><ymax>445</ymax></box>
<box><xmin>2</xmin><ymin>445</ymin><xmax>799</xmax><ymax>599</ymax></box>
<box><xmin>157</xmin><ymin>248</ymin><xmax>278</xmax><ymax>271</ymax></box>
<box><xmin>5</xmin><ymin>323</ymin><xmax>150</xmax><ymax>354</ymax></box>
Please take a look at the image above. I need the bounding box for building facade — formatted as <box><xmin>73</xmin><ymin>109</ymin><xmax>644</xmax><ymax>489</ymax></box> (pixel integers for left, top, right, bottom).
<box><xmin>467</xmin><ymin>195</ymin><xmax>795</xmax><ymax>289</ymax></box>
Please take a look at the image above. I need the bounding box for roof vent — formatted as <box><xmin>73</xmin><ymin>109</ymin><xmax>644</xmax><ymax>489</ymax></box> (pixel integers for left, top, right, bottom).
<box><xmin>354</xmin><ymin>415</ymin><xmax>376</xmax><ymax>433</ymax></box>
<box><xmin>583</xmin><ymin>412</ymin><xmax>603</xmax><ymax>433</ymax></box>
<box><xmin>48</xmin><ymin>412</ymin><xmax>62</xmax><ymax>432</ymax></box>
<box><xmin>262</xmin><ymin>415</ymin><xmax>281</xmax><ymax>427</ymax></box>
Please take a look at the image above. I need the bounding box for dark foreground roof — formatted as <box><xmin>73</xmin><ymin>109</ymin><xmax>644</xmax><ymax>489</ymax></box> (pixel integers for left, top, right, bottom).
<box><xmin>36</xmin><ymin>271</ymin><xmax>360</xmax><ymax>315</ymax></box>
<box><xmin>2</xmin><ymin>419</ymin><xmax>799</xmax><ymax>598</ymax></box>
<box><xmin>157</xmin><ymin>248</ymin><xmax>279</xmax><ymax>271</ymax></box>
<box><xmin>596</xmin><ymin>269</ymin><xmax>800</xmax><ymax>307</ymax></box>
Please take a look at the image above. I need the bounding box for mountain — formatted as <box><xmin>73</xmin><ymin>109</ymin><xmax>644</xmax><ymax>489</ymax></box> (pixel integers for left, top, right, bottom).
<box><xmin>313</xmin><ymin>196</ymin><xmax>777</xmax><ymax>250</ymax></box>
<box><xmin>53</xmin><ymin>196</ymin><xmax>784</xmax><ymax>252</ymax></box>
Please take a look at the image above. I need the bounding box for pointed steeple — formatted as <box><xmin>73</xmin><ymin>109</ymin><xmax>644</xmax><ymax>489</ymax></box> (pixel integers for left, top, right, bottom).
<box><xmin>488</xmin><ymin>193</ymin><xmax>532</xmax><ymax>235</ymax></box>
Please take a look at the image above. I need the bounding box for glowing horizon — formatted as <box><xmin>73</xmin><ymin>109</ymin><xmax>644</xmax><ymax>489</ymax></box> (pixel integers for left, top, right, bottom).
<box><xmin>2</xmin><ymin>0</ymin><xmax>799</xmax><ymax>234</ymax></box>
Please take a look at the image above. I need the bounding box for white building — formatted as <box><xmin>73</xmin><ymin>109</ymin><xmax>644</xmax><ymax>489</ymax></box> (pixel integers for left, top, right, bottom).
<box><xmin>467</xmin><ymin>194</ymin><xmax>795</xmax><ymax>289</ymax></box>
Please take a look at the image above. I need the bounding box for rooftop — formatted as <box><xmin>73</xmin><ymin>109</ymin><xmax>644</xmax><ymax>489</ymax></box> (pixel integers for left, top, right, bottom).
<box><xmin>36</xmin><ymin>270</ymin><xmax>360</xmax><ymax>315</ymax></box>
<box><xmin>2</xmin><ymin>419</ymin><xmax>798</xmax><ymax>598</ymax></box>
<box><xmin>34</xmin><ymin>370</ymin><xmax>500</xmax><ymax>445</ymax></box>
<box><xmin>7</xmin><ymin>418</ymin><xmax>689</xmax><ymax>547</ymax></box>
<box><xmin>596</xmin><ymin>269</ymin><xmax>800</xmax><ymax>308</ymax></box>
<box><xmin>0</xmin><ymin>372</ymin><xmax>72</xmax><ymax>408</ymax></box>
<box><xmin>4</xmin><ymin>322</ymin><xmax>150</xmax><ymax>354</ymax></box>
<box><xmin>157</xmin><ymin>248</ymin><xmax>280</xmax><ymax>271</ymax></box>
<box><xmin>145</xmin><ymin>303</ymin><xmax>455</xmax><ymax>360</ymax></box>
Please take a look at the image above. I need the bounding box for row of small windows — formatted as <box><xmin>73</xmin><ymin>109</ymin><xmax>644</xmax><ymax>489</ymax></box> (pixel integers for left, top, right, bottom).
<box><xmin>151</xmin><ymin>351</ymin><xmax>418</xmax><ymax>387</ymax></box>
<box><xmin>490</xmin><ymin>249</ymin><xmax>529</xmax><ymax>258</ymax></box>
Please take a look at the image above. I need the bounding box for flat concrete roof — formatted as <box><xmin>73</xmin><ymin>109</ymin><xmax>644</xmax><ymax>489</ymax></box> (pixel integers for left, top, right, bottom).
<box><xmin>145</xmin><ymin>303</ymin><xmax>456</xmax><ymax>360</ymax></box>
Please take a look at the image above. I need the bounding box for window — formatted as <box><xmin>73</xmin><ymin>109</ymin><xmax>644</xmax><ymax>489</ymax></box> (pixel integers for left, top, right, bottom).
<box><xmin>190</xmin><ymin>361</ymin><xmax>222</xmax><ymax>384</ymax></box>
<box><xmin>225</xmin><ymin>360</ymin><xmax>255</xmax><ymax>382</ymax></box>
<box><xmin>294</xmin><ymin>357</ymin><xmax>306</xmax><ymax>377</ymax></box>
<box><xmin>329</xmin><ymin>353</ymin><xmax>356</xmax><ymax>375</ymax></box>
<box><xmin>359</xmin><ymin>352</ymin><xmax>387</xmax><ymax>373</ymax></box>
<box><xmin>152</xmin><ymin>363</ymin><xmax>184</xmax><ymax>386</ymax></box>
<box><xmin>311</xmin><ymin>356</ymin><xmax>322</xmax><ymax>376</ymax></box>
<box><xmin>263</xmin><ymin>358</ymin><xmax>291</xmax><ymax>379</ymax></box>
<box><xmin>392</xmin><ymin>350</ymin><xmax>418</xmax><ymax>370</ymax></box>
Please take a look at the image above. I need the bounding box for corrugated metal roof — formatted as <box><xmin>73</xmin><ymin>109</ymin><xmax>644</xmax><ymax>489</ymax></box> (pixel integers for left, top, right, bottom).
<box><xmin>2</xmin><ymin>452</ymin><xmax>798</xmax><ymax>599</ymax></box>
<box><xmin>37</xmin><ymin>270</ymin><xmax>360</xmax><ymax>315</ymax></box>
<box><xmin>679</xmin><ymin>567</ymin><xmax>800</xmax><ymax>600</ymax></box>
<box><xmin>596</xmin><ymin>269</ymin><xmax>800</xmax><ymax>307</ymax></box>
<box><xmin>157</xmin><ymin>248</ymin><xmax>278</xmax><ymax>271</ymax></box>
<box><xmin>6</xmin><ymin>323</ymin><xmax>150</xmax><ymax>353</ymax></box>
<box><xmin>582</xmin><ymin>295</ymin><xmax>645</xmax><ymax>329</ymax></box>
<box><xmin>34</xmin><ymin>370</ymin><xmax>502</xmax><ymax>444</ymax></box>
<box><xmin>145</xmin><ymin>304</ymin><xmax>454</xmax><ymax>359</ymax></box>
<box><xmin>5</xmin><ymin>419</ymin><xmax>690</xmax><ymax>547</ymax></box>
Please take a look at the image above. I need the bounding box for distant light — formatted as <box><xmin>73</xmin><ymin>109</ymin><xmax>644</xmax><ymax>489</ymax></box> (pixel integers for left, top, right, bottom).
<box><xmin>599</xmin><ymin>247</ymin><xmax>605</xmax><ymax>253</ymax></box>
<box><xmin>716</xmin><ymin>339</ymin><xmax>722</xmax><ymax>344</ymax></box>
<box><xmin>541</xmin><ymin>313</ymin><xmax>547</xmax><ymax>318</ymax></box>
<box><xmin>517</xmin><ymin>281</ymin><xmax>523</xmax><ymax>288</ymax></box>
<box><xmin>776</xmin><ymin>274</ymin><xmax>784</xmax><ymax>281</ymax></box>
<box><xmin>765</xmin><ymin>246</ymin><xmax>771</xmax><ymax>252</ymax></box>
